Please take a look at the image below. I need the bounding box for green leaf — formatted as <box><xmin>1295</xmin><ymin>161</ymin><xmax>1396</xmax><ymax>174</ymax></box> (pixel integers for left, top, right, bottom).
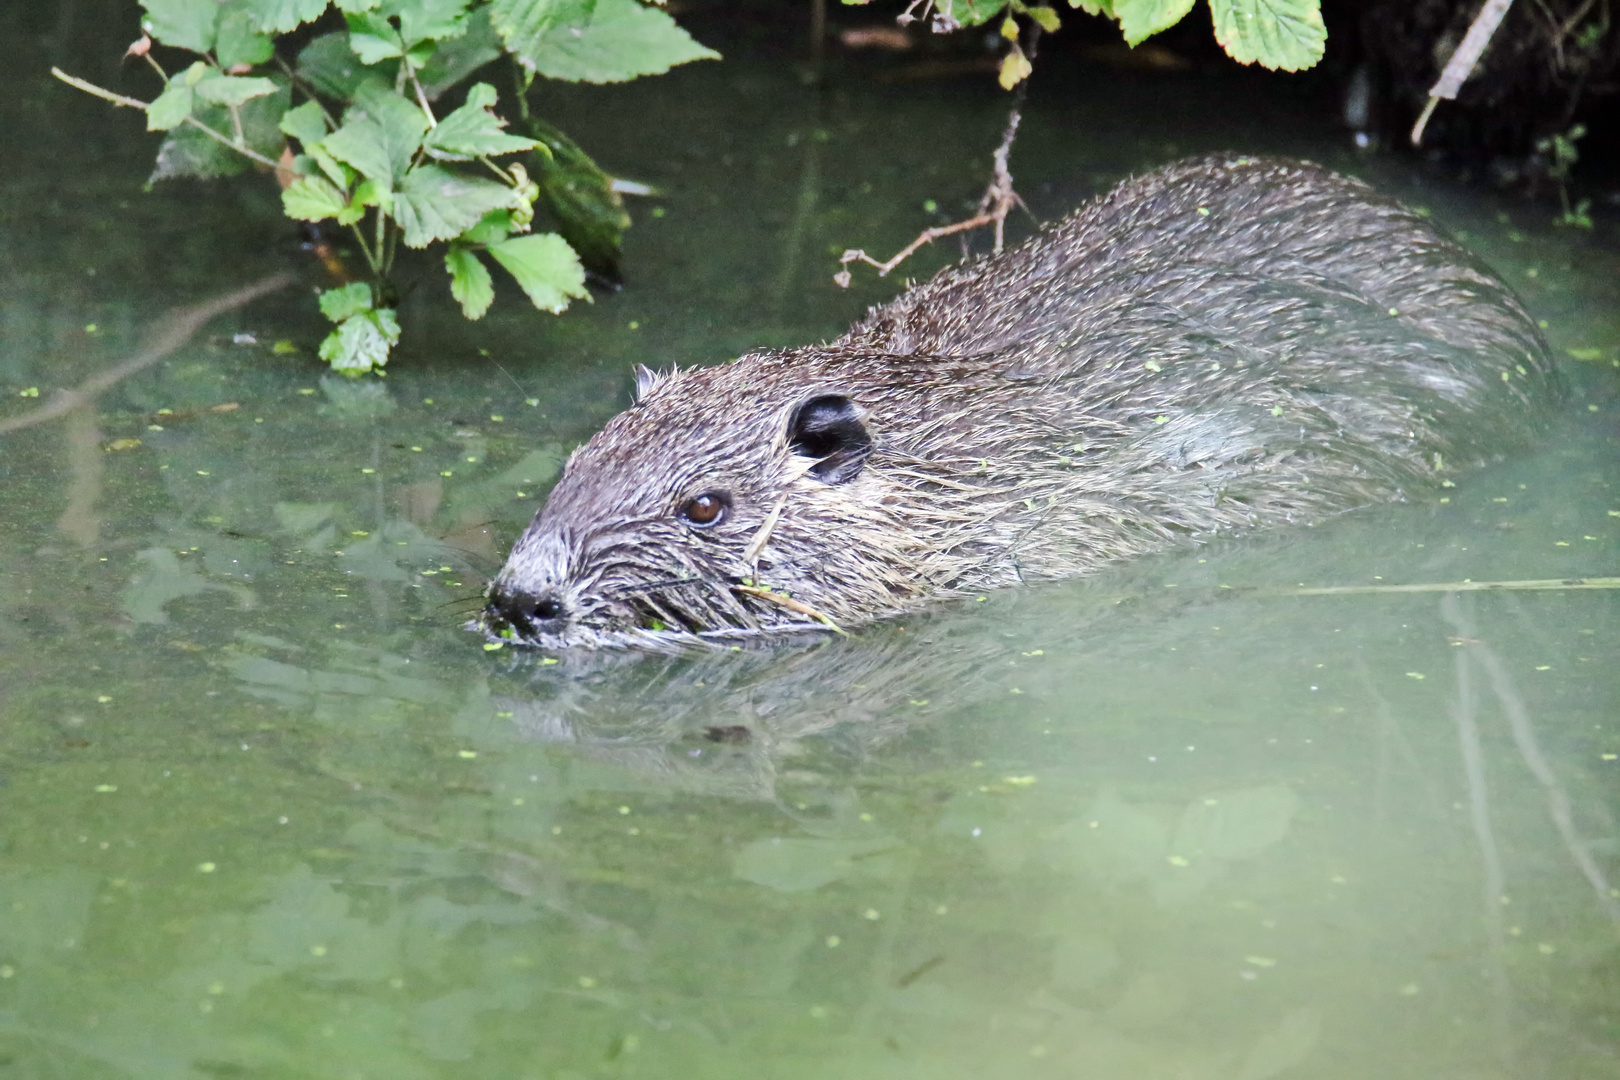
<box><xmin>423</xmin><ymin>83</ymin><xmax>537</xmax><ymax>160</ymax></box>
<box><xmin>140</xmin><ymin>0</ymin><xmax>219</xmax><ymax>52</ymax></box>
<box><xmin>418</xmin><ymin>7</ymin><xmax>503</xmax><ymax>96</ymax></box>
<box><xmin>193</xmin><ymin>72</ymin><xmax>280</xmax><ymax>106</ymax></box>
<box><xmin>490</xmin><ymin>0</ymin><xmax>720</xmax><ymax>84</ymax></box>
<box><xmin>319</xmin><ymin>308</ymin><xmax>400</xmax><ymax>373</ymax></box>
<box><xmin>215</xmin><ymin>6</ymin><xmax>276</xmax><ymax>67</ymax></box>
<box><xmin>951</xmin><ymin>0</ymin><xmax>1011</xmax><ymax>26</ymax></box>
<box><xmin>353</xmin><ymin>177</ymin><xmax>394</xmax><ymax>212</ymax></box>
<box><xmin>1208</xmin><ymin>0</ymin><xmax>1325</xmax><ymax>70</ymax></box>
<box><xmin>347</xmin><ymin>12</ymin><xmax>408</xmax><ymax>61</ymax></box>
<box><xmin>146</xmin><ymin>80</ymin><xmax>194</xmax><ymax>131</ymax></box>
<box><xmin>1069</xmin><ymin>0</ymin><xmax>1114</xmax><ymax>14</ymax></box>
<box><xmin>283</xmin><ymin>175</ymin><xmax>351</xmax><ymax>221</ymax></box>
<box><xmin>522</xmin><ymin>116</ymin><xmax>628</xmax><ymax>280</ymax></box>
<box><xmin>446</xmin><ymin>245</ymin><xmax>496</xmax><ymax>319</ymax></box>
<box><xmin>239</xmin><ymin>0</ymin><xmax>330</xmax><ymax>34</ymax></box>
<box><xmin>394</xmin><ymin>165</ymin><xmax>515</xmax><ymax>247</ymax></box>
<box><xmin>308</xmin><ymin>144</ymin><xmax>354</xmax><ymax>187</ymax></box>
<box><xmin>396</xmin><ymin>0</ymin><xmax>473</xmax><ymax>45</ymax></box>
<box><xmin>279</xmin><ymin>100</ymin><xmax>330</xmax><ymax>147</ymax></box>
<box><xmin>335</xmin><ymin>0</ymin><xmax>381</xmax><ymax>10</ymax></box>
<box><xmin>352</xmin><ymin>82</ymin><xmax>431</xmax><ymax>175</ymax></box>
<box><xmin>486</xmin><ymin>233</ymin><xmax>587</xmax><ymax>313</ymax></box>
<box><xmin>299</xmin><ymin>33</ymin><xmax>398</xmax><ymax>97</ymax></box>
<box><xmin>1113</xmin><ymin>0</ymin><xmax>1195</xmax><ymax>45</ymax></box>
<box><xmin>1026</xmin><ymin>5</ymin><xmax>1061</xmax><ymax>31</ymax></box>
<box><xmin>321</xmin><ymin>116</ymin><xmax>397</xmax><ymax>183</ymax></box>
<box><xmin>319</xmin><ymin>282</ymin><xmax>376</xmax><ymax>321</ymax></box>
<box><xmin>461</xmin><ymin>208</ymin><xmax>515</xmax><ymax>244</ymax></box>
<box><xmin>151</xmin><ymin>81</ymin><xmax>290</xmax><ymax>180</ymax></box>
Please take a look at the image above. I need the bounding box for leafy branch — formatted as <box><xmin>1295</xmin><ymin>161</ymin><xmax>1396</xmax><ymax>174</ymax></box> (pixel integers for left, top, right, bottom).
<box><xmin>55</xmin><ymin>0</ymin><xmax>718</xmax><ymax>374</ymax></box>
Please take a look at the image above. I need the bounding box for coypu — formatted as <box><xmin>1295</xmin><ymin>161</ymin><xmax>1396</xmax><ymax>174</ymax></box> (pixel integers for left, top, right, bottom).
<box><xmin>481</xmin><ymin>154</ymin><xmax>1558</xmax><ymax>649</ymax></box>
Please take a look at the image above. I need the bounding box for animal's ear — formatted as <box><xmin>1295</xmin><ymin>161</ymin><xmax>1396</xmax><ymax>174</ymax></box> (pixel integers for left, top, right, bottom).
<box><xmin>633</xmin><ymin>364</ymin><xmax>670</xmax><ymax>403</ymax></box>
<box><xmin>789</xmin><ymin>394</ymin><xmax>872</xmax><ymax>484</ymax></box>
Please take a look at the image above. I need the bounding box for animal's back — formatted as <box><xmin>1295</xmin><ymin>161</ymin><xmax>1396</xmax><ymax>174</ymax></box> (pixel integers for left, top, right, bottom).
<box><xmin>817</xmin><ymin>155</ymin><xmax>1558</xmax><ymax>576</ymax></box>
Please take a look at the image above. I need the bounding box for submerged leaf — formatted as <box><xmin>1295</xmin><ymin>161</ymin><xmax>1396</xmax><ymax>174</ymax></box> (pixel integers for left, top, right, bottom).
<box><xmin>520</xmin><ymin>117</ymin><xmax>630</xmax><ymax>281</ymax></box>
<box><xmin>150</xmin><ymin>83</ymin><xmax>291</xmax><ymax>181</ymax></box>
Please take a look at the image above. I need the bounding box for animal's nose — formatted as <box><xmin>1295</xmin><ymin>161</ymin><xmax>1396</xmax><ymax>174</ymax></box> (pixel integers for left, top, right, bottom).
<box><xmin>488</xmin><ymin>588</ymin><xmax>568</xmax><ymax>636</ymax></box>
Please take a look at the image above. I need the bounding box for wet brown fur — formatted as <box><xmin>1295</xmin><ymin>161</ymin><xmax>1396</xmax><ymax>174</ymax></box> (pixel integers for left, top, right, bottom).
<box><xmin>483</xmin><ymin>155</ymin><xmax>1558</xmax><ymax>649</ymax></box>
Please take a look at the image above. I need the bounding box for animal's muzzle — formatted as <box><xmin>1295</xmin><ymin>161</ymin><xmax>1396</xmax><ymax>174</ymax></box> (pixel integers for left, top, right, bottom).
<box><xmin>486</xmin><ymin>587</ymin><xmax>568</xmax><ymax>639</ymax></box>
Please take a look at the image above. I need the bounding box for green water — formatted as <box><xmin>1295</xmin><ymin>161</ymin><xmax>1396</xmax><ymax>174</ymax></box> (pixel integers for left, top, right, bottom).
<box><xmin>3</xmin><ymin>5</ymin><xmax>1619</xmax><ymax>1078</ymax></box>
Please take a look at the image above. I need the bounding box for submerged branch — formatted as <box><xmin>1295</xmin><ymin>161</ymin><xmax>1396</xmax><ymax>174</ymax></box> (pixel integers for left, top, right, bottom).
<box><xmin>0</xmin><ymin>271</ymin><xmax>296</xmax><ymax>436</ymax></box>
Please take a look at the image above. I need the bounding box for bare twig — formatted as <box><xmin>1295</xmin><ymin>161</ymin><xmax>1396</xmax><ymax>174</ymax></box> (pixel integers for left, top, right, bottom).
<box><xmin>834</xmin><ymin>108</ymin><xmax>1026</xmax><ymax>287</ymax></box>
<box><xmin>1412</xmin><ymin>0</ymin><xmax>1517</xmax><ymax>145</ymax></box>
<box><xmin>51</xmin><ymin>67</ymin><xmax>292</xmax><ymax>175</ymax></box>
<box><xmin>0</xmin><ymin>272</ymin><xmax>296</xmax><ymax>436</ymax></box>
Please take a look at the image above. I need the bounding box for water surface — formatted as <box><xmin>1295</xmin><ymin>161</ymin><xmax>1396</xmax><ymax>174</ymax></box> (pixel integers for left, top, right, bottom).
<box><xmin>2</xmin><ymin>6</ymin><xmax>1618</xmax><ymax>1078</ymax></box>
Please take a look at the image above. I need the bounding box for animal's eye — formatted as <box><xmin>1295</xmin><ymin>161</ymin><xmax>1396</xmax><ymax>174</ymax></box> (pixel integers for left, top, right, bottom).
<box><xmin>679</xmin><ymin>492</ymin><xmax>729</xmax><ymax>527</ymax></box>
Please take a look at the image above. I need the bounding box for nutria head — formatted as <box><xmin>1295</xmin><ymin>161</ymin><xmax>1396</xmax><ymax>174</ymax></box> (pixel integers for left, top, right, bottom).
<box><xmin>481</xmin><ymin>349</ymin><xmax>931</xmax><ymax>649</ymax></box>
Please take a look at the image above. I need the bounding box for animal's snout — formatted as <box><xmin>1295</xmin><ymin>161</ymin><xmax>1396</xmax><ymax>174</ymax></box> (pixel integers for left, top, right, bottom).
<box><xmin>487</xmin><ymin>587</ymin><xmax>569</xmax><ymax>637</ymax></box>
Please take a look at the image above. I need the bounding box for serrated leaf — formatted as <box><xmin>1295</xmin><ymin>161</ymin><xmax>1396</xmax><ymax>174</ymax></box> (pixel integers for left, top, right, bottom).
<box><xmin>446</xmin><ymin>245</ymin><xmax>496</xmax><ymax>319</ymax></box>
<box><xmin>1113</xmin><ymin>0</ymin><xmax>1195</xmax><ymax>44</ymax></box>
<box><xmin>335</xmin><ymin>0</ymin><xmax>380</xmax><ymax>10</ymax></box>
<box><xmin>239</xmin><ymin>0</ymin><xmax>329</xmax><ymax>34</ymax></box>
<box><xmin>423</xmin><ymin>83</ymin><xmax>537</xmax><ymax>159</ymax></box>
<box><xmin>319</xmin><ymin>309</ymin><xmax>399</xmax><ymax>373</ymax></box>
<box><xmin>348</xmin><ymin>12</ymin><xmax>408</xmax><ymax>61</ymax></box>
<box><xmin>279</xmin><ymin>100</ymin><xmax>330</xmax><ymax>147</ymax></box>
<box><xmin>283</xmin><ymin>175</ymin><xmax>350</xmax><ymax>221</ymax></box>
<box><xmin>215</xmin><ymin>7</ymin><xmax>275</xmax><ymax>67</ymax></box>
<box><xmin>1209</xmin><ymin>0</ymin><xmax>1324</xmax><ymax>70</ymax></box>
<box><xmin>193</xmin><ymin>72</ymin><xmax>279</xmax><ymax>105</ymax></box>
<box><xmin>1070</xmin><ymin>0</ymin><xmax>1114</xmax><ymax>13</ymax></box>
<box><xmin>352</xmin><ymin>82</ymin><xmax>431</xmax><ymax>174</ymax></box>
<box><xmin>394</xmin><ymin>165</ymin><xmax>515</xmax><ymax>246</ymax></box>
<box><xmin>487</xmin><ymin>233</ymin><xmax>587</xmax><ymax>313</ymax></box>
<box><xmin>321</xmin><ymin>116</ymin><xmax>396</xmax><ymax>183</ymax></box>
<box><xmin>146</xmin><ymin>80</ymin><xmax>194</xmax><ymax>131</ymax></box>
<box><xmin>319</xmin><ymin>282</ymin><xmax>375</xmax><ymax>321</ymax></box>
<box><xmin>151</xmin><ymin>82</ymin><xmax>289</xmax><ymax>181</ymax></box>
<box><xmin>140</xmin><ymin>0</ymin><xmax>218</xmax><ymax>51</ymax></box>
<box><xmin>300</xmin><ymin>33</ymin><xmax>398</xmax><ymax>97</ymax></box>
<box><xmin>952</xmin><ymin>0</ymin><xmax>1010</xmax><ymax>26</ymax></box>
<box><xmin>490</xmin><ymin>0</ymin><xmax>720</xmax><ymax>84</ymax></box>
<box><xmin>397</xmin><ymin>0</ymin><xmax>473</xmax><ymax>45</ymax></box>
